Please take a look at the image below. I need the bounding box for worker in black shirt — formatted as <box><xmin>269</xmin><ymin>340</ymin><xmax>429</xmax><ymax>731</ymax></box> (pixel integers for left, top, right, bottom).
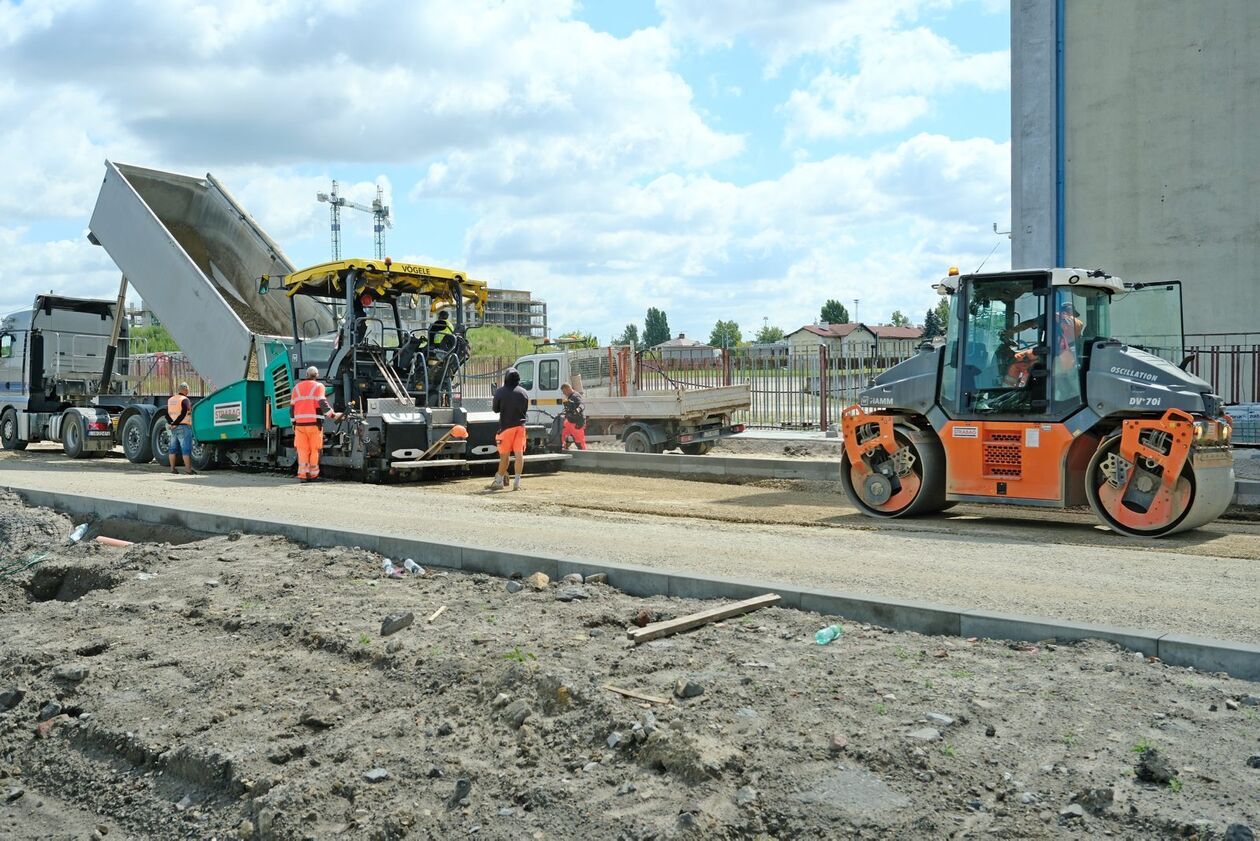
<box><xmin>560</xmin><ymin>383</ymin><xmax>587</xmax><ymax>450</ymax></box>
<box><xmin>489</xmin><ymin>367</ymin><xmax>529</xmax><ymax>490</ymax></box>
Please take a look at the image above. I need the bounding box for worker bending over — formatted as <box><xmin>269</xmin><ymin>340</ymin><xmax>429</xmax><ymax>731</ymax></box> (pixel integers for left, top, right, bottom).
<box><xmin>291</xmin><ymin>366</ymin><xmax>344</xmax><ymax>483</ymax></box>
<box><xmin>165</xmin><ymin>382</ymin><xmax>196</xmax><ymax>476</ymax></box>
<box><xmin>560</xmin><ymin>383</ymin><xmax>587</xmax><ymax>450</ymax></box>
<box><xmin>490</xmin><ymin>367</ymin><xmax>529</xmax><ymax>491</ymax></box>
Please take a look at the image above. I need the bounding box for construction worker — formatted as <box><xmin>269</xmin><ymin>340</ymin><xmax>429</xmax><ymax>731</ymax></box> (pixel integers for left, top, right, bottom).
<box><xmin>560</xmin><ymin>383</ymin><xmax>587</xmax><ymax>450</ymax></box>
<box><xmin>1002</xmin><ymin>299</ymin><xmax>1085</xmax><ymax>398</ymax></box>
<box><xmin>489</xmin><ymin>367</ymin><xmax>529</xmax><ymax>490</ymax></box>
<box><xmin>291</xmin><ymin>366</ymin><xmax>344</xmax><ymax>482</ymax></box>
<box><xmin>165</xmin><ymin>382</ymin><xmax>196</xmax><ymax>476</ymax></box>
<box><xmin>428</xmin><ymin>309</ymin><xmax>455</xmax><ymax>350</ymax></box>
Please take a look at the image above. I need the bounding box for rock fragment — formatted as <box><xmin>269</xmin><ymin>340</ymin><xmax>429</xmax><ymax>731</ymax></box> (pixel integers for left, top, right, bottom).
<box><xmin>380</xmin><ymin>612</ymin><xmax>414</xmax><ymax>637</ymax></box>
<box><xmin>673</xmin><ymin>679</ymin><xmax>704</xmax><ymax>699</ymax></box>
<box><xmin>363</xmin><ymin>768</ymin><xmax>391</xmax><ymax>783</ymax></box>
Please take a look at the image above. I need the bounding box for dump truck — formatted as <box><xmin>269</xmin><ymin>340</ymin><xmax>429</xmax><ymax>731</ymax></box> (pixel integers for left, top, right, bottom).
<box><xmin>4</xmin><ymin>160</ymin><xmax>560</xmax><ymax>481</ymax></box>
<box><xmin>508</xmin><ymin>346</ymin><xmax>750</xmax><ymax>453</ymax></box>
<box><xmin>840</xmin><ymin>268</ymin><xmax>1234</xmax><ymax>537</ymax></box>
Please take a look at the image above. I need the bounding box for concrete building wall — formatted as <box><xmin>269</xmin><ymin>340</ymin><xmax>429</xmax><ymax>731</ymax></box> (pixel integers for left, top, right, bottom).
<box><xmin>1013</xmin><ymin>0</ymin><xmax>1260</xmax><ymax>338</ymax></box>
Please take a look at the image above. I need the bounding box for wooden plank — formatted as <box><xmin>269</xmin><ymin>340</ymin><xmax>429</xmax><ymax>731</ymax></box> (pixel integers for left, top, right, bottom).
<box><xmin>603</xmin><ymin>684</ymin><xmax>671</xmax><ymax>705</ymax></box>
<box><xmin>426</xmin><ymin>605</ymin><xmax>447</xmax><ymax>623</ymax></box>
<box><xmin>626</xmin><ymin>593</ymin><xmax>780</xmax><ymax>645</ymax></box>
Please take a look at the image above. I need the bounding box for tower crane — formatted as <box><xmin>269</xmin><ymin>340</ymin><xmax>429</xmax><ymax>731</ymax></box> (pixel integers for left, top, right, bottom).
<box><xmin>316</xmin><ymin>181</ymin><xmax>392</xmax><ymax>260</ymax></box>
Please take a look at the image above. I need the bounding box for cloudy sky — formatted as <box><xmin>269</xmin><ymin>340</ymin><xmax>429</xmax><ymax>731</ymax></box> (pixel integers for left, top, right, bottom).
<box><xmin>0</xmin><ymin>0</ymin><xmax>1010</xmax><ymax>341</ymax></box>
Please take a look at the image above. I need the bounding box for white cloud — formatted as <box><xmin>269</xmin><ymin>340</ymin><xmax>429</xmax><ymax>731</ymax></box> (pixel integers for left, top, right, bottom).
<box><xmin>0</xmin><ymin>227</ymin><xmax>122</xmax><ymax>317</ymax></box>
<box><xmin>783</xmin><ymin>27</ymin><xmax>1008</xmax><ymax>140</ymax></box>
<box><xmin>456</xmin><ymin>134</ymin><xmax>1010</xmax><ymax>336</ymax></box>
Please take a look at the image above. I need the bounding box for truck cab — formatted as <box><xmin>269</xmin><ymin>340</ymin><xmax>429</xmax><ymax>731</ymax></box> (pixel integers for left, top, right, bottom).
<box><xmin>0</xmin><ymin>296</ymin><xmax>121</xmax><ymax>455</ymax></box>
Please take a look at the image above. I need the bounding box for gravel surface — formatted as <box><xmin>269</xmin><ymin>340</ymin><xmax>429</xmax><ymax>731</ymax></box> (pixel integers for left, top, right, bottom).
<box><xmin>0</xmin><ymin>493</ymin><xmax>1257</xmax><ymax>840</ymax></box>
<box><xmin>2</xmin><ymin>448</ymin><xmax>1260</xmax><ymax>647</ymax></box>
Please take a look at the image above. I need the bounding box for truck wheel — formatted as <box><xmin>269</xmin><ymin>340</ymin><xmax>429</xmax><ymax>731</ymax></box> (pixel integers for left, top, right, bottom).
<box><xmin>1</xmin><ymin>409</ymin><xmax>27</xmax><ymax>451</ymax></box>
<box><xmin>62</xmin><ymin>414</ymin><xmax>88</xmax><ymax>459</ymax></box>
<box><xmin>122</xmin><ymin>414</ymin><xmax>154</xmax><ymax>463</ymax></box>
<box><xmin>680</xmin><ymin>442</ymin><xmax>713</xmax><ymax>456</ymax></box>
<box><xmin>624</xmin><ymin>430</ymin><xmax>661</xmax><ymax>454</ymax></box>
<box><xmin>151</xmin><ymin>418</ymin><xmax>172</xmax><ymax>462</ymax></box>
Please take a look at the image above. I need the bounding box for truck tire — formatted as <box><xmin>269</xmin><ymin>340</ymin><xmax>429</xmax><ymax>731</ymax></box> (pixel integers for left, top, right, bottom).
<box><xmin>62</xmin><ymin>414</ymin><xmax>88</xmax><ymax>459</ymax></box>
<box><xmin>151</xmin><ymin>417</ymin><xmax>172</xmax><ymax>462</ymax></box>
<box><xmin>121</xmin><ymin>414</ymin><xmax>154</xmax><ymax>463</ymax></box>
<box><xmin>1</xmin><ymin>409</ymin><xmax>27</xmax><ymax>451</ymax></box>
<box><xmin>624</xmin><ymin>429</ymin><xmax>662</xmax><ymax>454</ymax></box>
<box><xmin>680</xmin><ymin>442</ymin><xmax>713</xmax><ymax>456</ymax></box>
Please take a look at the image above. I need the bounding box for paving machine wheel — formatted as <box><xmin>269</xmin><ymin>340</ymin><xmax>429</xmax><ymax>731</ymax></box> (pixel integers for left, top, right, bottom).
<box><xmin>840</xmin><ymin>410</ymin><xmax>947</xmax><ymax>518</ymax></box>
<box><xmin>1085</xmin><ymin>410</ymin><xmax>1233</xmax><ymax>537</ymax></box>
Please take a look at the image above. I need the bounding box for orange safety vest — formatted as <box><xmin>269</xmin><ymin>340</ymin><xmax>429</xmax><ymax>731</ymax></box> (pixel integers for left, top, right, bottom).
<box><xmin>291</xmin><ymin>379</ymin><xmax>331</xmax><ymax>425</ymax></box>
<box><xmin>166</xmin><ymin>394</ymin><xmax>191</xmax><ymax>426</ymax></box>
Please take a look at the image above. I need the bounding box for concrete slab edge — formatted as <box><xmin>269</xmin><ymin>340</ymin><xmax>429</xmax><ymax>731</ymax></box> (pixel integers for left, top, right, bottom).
<box><xmin>567</xmin><ymin>452</ymin><xmax>1255</xmax><ymax>504</ymax></box>
<box><xmin>8</xmin><ymin>484</ymin><xmax>1257</xmax><ymax>683</ymax></box>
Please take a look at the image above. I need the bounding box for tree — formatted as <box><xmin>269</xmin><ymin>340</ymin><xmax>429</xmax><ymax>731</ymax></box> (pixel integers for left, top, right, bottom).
<box><xmin>889</xmin><ymin>310</ymin><xmax>910</xmax><ymax>327</ymax></box>
<box><xmin>708</xmin><ymin>320</ymin><xmax>742</xmax><ymax>348</ymax></box>
<box><xmin>754</xmin><ymin>324</ymin><xmax>785</xmax><ymax>343</ymax></box>
<box><xmin>820</xmin><ymin>299</ymin><xmax>849</xmax><ymax>325</ymax></box>
<box><xmin>922</xmin><ymin>307</ymin><xmax>942</xmax><ymax>340</ymax></box>
<box><xmin>643</xmin><ymin>307</ymin><xmax>671</xmax><ymax>348</ymax></box>
<box><xmin>556</xmin><ymin>331</ymin><xmax>598</xmax><ymax>348</ymax></box>
<box><xmin>128</xmin><ymin>325</ymin><xmax>179</xmax><ymax>355</ymax></box>
<box><xmin>922</xmin><ymin>298</ymin><xmax>951</xmax><ymax>340</ymax></box>
<box><xmin>612</xmin><ymin>323</ymin><xmax>640</xmax><ymax>348</ymax></box>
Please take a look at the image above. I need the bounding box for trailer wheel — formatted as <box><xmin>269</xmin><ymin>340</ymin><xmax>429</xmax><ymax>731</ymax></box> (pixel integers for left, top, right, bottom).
<box><xmin>62</xmin><ymin>414</ymin><xmax>88</xmax><ymax>459</ymax></box>
<box><xmin>680</xmin><ymin>442</ymin><xmax>713</xmax><ymax>456</ymax></box>
<box><xmin>122</xmin><ymin>414</ymin><xmax>154</xmax><ymax>463</ymax></box>
<box><xmin>151</xmin><ymin>417</ymin><xmax>172</xmax><ymax>462</ymax></box>
<box><xmin>1</xmin><ymin>409</ymin><xmax>27</xmax><ymax>451</ymax></box>
<box><xmin>624</xmin><ymin>429</ymin><xmax>661</xmax><ymax>454</ymax></box>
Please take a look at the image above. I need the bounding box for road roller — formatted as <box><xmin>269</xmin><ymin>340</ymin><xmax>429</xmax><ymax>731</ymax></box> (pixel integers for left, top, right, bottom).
<box><xmin>840</xmin><ymin>268</ymin><xmax>1234</xmax><ymax>537</ymax></box>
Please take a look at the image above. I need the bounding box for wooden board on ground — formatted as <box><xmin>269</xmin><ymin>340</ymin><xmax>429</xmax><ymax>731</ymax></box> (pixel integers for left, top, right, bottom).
<box><xmin>603</xmin><ymin>684</ymin><xmax>671</xmax><ymax>705</ymax></box>
<box><xmin>626</xmin><ymin>593</ymin><xmax>780</xmax><ymax>645</ymax></box>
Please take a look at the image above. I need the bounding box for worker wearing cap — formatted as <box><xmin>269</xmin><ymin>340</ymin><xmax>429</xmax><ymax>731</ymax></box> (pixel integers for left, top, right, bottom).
<box><xmin>489</xmin><ymin>367</ymin><xmax>529</xmax><ymax>490</ymax></box>
<box><xmin>165</xmin><ymin>382</ymin><xmax>196</xmax><ymax>476</ymax></box>
<box><xmin>560</xmin><ymin>383</ymin><xmax>587</xmax><ymax>450</ymax></box>
<box><xmin>291</xmin><ymin>366</ymin><xmax>344</xmax><ymax>482</ymax></box>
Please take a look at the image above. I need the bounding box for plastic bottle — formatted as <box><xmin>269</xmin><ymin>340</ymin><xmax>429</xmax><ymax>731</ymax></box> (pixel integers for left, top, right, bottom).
<box><xmin>403</xmin><ymin>559</ymin><xmax>424</xmax><ymax>575</ymax></box>
<box><xmin>68</xmin><ymin>524</ymin><xmax>90</xmax><ymax>544</ymax></box>
<box><xmin>381</xmin><ymin>559</ymin><xmax>395</xmax><ymax>576</ymax></box>
<box><xmin>815</xmin><ymin>624</ymin><xmax>844</xmax><ymax>645</ymax></box>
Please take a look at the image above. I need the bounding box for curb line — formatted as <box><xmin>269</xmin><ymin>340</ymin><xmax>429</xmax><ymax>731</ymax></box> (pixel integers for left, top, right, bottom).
<box><xmin>9</xmin><ymin>485</ymin><xmax>1258</xmax><ymax>683</ymax></box>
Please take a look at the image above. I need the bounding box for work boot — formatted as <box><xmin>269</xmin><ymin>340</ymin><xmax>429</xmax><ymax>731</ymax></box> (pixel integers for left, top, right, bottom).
<box><xmin>512</xmin><ymin>475</ymin><xmax>522</xmax><ymax>491</ymax></box>
<box><xmin>487</xmin><ymin>474</ymin><xmax>505</xmax><ymax>491</ymax></box>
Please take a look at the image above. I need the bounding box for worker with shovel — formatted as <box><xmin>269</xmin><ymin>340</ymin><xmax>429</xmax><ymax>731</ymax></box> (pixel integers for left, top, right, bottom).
<box><xmin>489</xmin><ymin>367</ymin><xmax>529</xmax><ymax>491</ymax></box>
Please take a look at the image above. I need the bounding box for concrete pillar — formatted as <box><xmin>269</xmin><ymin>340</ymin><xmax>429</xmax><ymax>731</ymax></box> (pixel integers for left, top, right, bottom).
<box><xmin>1011</xmin><ymin>0</ymin><xmax>1059</xmax><ymax>268</ymax></box>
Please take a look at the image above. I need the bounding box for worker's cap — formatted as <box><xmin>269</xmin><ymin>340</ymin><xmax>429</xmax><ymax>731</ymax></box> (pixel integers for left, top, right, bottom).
<box><xmin>1059</xmin><ymin>301</ymin><xmax>1079</xmax><ymax>315</ymax></box>
<box><xmin>178</xmin><ymin>382</ymin><xmax>190</xmax><ymax>392</ymax></box>
<box><xmin>304</xmin><ymin>365</ymin><xmax>320</xmax><ymax>379</ymax></box>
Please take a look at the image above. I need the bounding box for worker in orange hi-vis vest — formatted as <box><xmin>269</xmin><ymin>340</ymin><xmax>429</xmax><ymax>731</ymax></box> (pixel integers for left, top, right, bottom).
<box><xmin>290</xmin><ymin>366</ymin><xmax>344</xmax><ymax>483</ymax></box>
<box><xmin>165</xmin><ymin>382</ymin><xmax>196</xmax><ymax>475</ymax></box>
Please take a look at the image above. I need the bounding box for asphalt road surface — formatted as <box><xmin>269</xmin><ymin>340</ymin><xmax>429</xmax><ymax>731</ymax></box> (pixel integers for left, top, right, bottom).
<box><xmin>3</xmin><ymin>446</ymin><xmax>1259</xmax><ymax>644</ymax></box>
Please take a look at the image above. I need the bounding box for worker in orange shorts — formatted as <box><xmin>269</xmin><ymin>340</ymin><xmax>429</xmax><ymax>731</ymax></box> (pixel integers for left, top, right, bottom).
<box><xmin>290</xmin><ymin>366</ymin><xmax>344</xmax><ymax>483</ymax></box>
<box><xmin>560</xmin><ymin>382</ymin><xmax>587</xmax><ymax>450</ymax></box>
<box><xmin>489</xmin><ymin>367</ymin><xmax>529</xmax><ymax>490</ymax></box>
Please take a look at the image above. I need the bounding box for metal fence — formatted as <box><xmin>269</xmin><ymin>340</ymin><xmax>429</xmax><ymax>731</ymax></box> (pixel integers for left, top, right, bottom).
<box><xmin>117</xmin><ymin>347</ymin><xmax>211</xmax><ymax>397</ymax></box>
<box><xmin>442</xmin><ymin>341</ymin><xmax>1260</xmax><ymax>434</ymax></box>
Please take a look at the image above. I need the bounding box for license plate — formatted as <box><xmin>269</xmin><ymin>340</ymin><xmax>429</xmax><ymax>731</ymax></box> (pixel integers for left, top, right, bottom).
<box><xmin>88</xmin><ymin>430</ymin><xmax>112</xmax><ymax>438</ymax></box>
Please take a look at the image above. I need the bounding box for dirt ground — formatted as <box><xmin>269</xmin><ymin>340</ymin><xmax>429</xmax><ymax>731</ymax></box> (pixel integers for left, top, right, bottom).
<box><xmin>4</xmin><ymin>447</ymin><xmax>1260</xmax><ymax>647</ymax></box>
<box><xmin>1</xmin><ymin>492</ymin><xmax>1257</xmax><ymax>841</ymax></box>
